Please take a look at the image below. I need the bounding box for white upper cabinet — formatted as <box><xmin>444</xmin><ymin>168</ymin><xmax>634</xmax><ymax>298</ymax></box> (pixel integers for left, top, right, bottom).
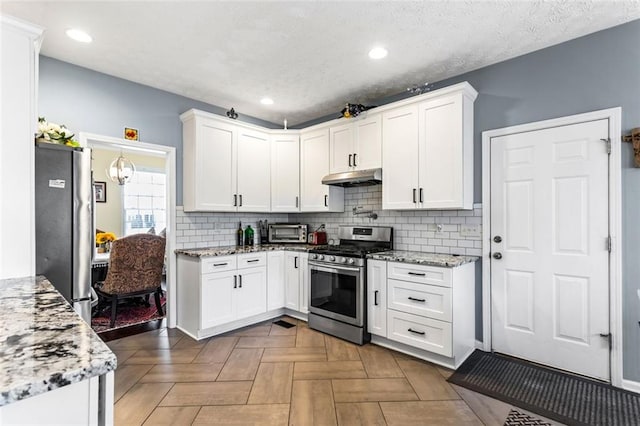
<box><xmin>237</xmin><ymin>128</ymin><xmax>270</xmax><ymax>212</ymax></box>
<box><xmin>181</xmin><ymin>110</ymin><xmax>270</xmax><ymax>212</ymax></box>
<box><xmin>271</xmin><ymin>133</ymin><xmax>300</xmax><ymax>212</ymax></box>
<box><xmin>300</xmin><ymin>128</ymin><xmax>344</xmax><ymax>212</ymax></box>
<box><xmin>382</xmin><ymin>82</ymin><xmax>477</xmax><ymax>210</ymax></box>
<box><xmin>329</xmin><ymin>114</ymin><xmax>381</xmax><ymax>173</ymax></box>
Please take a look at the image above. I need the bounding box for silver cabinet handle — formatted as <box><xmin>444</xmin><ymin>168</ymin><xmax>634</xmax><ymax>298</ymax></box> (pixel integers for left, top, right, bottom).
<box><xmin>295</xmin><ymin>196</ymin><xmax>299</xmax><ymax>208</ymax></box>
<box><xmin>213</xmin><ymin>262</ymin><xmax>228</xmax><ymax>267</ymax></box>
<box><xmin>412</xmin><ymin>188</ymin><xmax>417</xmax><ymax>203</ymax></box>
<box><xmin>374</xmin><ymin>290</ymin><xmax>379</xmax><ymax>306</ymax></box>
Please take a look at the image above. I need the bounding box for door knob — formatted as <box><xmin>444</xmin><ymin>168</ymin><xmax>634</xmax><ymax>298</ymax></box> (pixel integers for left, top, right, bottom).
<box><xmin>493</xmin><ymin>252</ymin><xmax>503</xmax><ymax>259</ymax></box>
<box><xmin>494</xmin><ymin>236</ymin><xmax>502</xmax><ymax>243</ymax></box>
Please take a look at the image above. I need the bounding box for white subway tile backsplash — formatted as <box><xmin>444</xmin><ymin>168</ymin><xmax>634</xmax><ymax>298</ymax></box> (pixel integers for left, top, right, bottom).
<box><xmin>175</xmin><ymin>186</ymin><xmax>483</xmax><ymax>255</ymax></box>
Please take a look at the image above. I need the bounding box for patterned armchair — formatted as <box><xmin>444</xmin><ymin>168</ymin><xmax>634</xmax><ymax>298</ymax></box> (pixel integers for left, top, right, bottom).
<box><xmin>94</xmin><ymin>233</ymin><xmax>166</xmax><ymax>327</ymax></box>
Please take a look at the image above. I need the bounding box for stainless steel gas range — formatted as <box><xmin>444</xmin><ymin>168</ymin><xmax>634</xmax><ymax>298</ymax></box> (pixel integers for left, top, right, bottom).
<box><xmin>308</xmin><ymin>225</ymin><xmax>393</xmax><ymax>345</ymax></box>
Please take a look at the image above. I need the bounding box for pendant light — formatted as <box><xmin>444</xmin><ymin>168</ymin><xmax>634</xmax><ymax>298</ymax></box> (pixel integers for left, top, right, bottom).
<box><xmin>107</xmin><ymin>152</ymin><xmax>136</xmax><ymax>185</ymax></box>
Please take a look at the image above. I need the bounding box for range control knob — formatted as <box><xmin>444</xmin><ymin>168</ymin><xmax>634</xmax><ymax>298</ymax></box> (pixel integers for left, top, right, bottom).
<box><xmin>311</xmin><ymin>254</ymin><xmax>317</xmax><ymax>260</ymax></box>
<box><xmin>329</xmin><ymin>256</ymin><xmax>336</xmax><ymax>261</ymax></box>
<box><xmin>318</xmin><ymin>255</ymin><xmax>324</xmax><ymax>260</ymax></box>
<box><xmin>339</xmin><ymin>257</ymin><xmax>347</xmax><ymax>263</ymax></box>
<box><xmin>347</xmin><ymin>258</ymin><xmax>355</xmax><ymax>265</ymax></box>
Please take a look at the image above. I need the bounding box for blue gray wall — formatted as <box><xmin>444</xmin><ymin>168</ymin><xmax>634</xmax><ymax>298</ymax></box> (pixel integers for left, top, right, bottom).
<box><xmin>38</xmin><ymin>57</ymin><xmax>279</xmax><ymax>206</ymax></box>
<box><xmin>39</xmin><ymin>19</ymin><xmax>640</xmax><ymax>381</ymax></box>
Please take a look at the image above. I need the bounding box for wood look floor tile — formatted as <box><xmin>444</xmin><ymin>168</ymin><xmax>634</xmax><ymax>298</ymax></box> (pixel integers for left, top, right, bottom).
<box><xmin>114</xmin><ymin>364</ymin><xmax>154</xmax><ymax>402</ymax></box>
<box><xmin>335</xmin><ymin>402</ymin><xmax>387</xmax><ymax>426</ymax></box>
<box><xmin>396</xmin><ymin>359</ymin><xmax>460</xmax><ymax>400</ymax></box>
<box><xmin>293</xmin><ymin>361</ymin><xmax>367</xmax><ymax>380</ymax></box>
<box><xmin>247</xmin><ymin>362</ymin><xmax>293</xmax><ymax>404</ymax></box>
<box><xmin>115</xmin><ymin>382</ymin><xmax>174</xmax><ymax>426</ymax></box>
<box><xmin>332</xmin><ymin>378</ymin><xmax>419</xmax><ymax>402</ymax></box>
<box><xmin>193</xmin><ymin>404</ymin><xmax>289</xmax><ymax>425</ymax></box>
<box><xmin>108</xmin><ymin>334</ymin><xmax>182</xmax><ymax>350</ymax></box>
<box><xmin>236</xmin><ymin>335</ymin><xmax>296</xmax><ymax>348</ymax></box>
<box><xmin>171</xmin><ymin>335</ymin><xmax>209</xmax><ymax>350</ymax></box>
<box><xmin>230</xmin><ymin>324</ymin><xmax>273</xmax><ymax>336</ymax></box>
<box><xmin>450</xmin><ymin>384</ymin><xmax>513</xmax><ymax>426</ymax></box>
<box><xmin>324</xmin><ymin>335</ymin><xmax>361</xmax><ymax>361</ymax></box>
<box><xmin>157</xmin><ymin>327</ymin><xmax>190</xmax><ymax>337</ymax></box>
<box><xmin>379</xmin><ymin>400</ymin><xmax>482</xmax><ymax>425</ymax></box>
<box><xmin>217</xmin><ymin>348</ymin><xmax>264</xmax><ymax>381</ymax></box>
<box><xmin>296</xmin><ymin>326</ymin><xmax>327</xmax><ymax>347</ymax></box>
<box><xmin>139</xmin><ymin>363</ymin><xmax>224</xmax><ymax>383</ymax></box>
<box><xmin>290</xmin><ymin>380</ymin><xmax>337</xmax><ymax>426</ymax></box>
<box><xmin>357</xmin><ymin>345</ymin><xmax>404</xmax><ymax>378</ymax></box>
<box><xmin>142</xmin><ymin>406</ymin><xmax>201</xmax><ymax>425</ymax></box>
<box><xmin>262</xmin><ymin>346</ymin><xmax>327</xmax><ymax>362</ymax></box>
<box><xmin>112</xmin><ymin>349</ymin><xmax>137</xmax><ymax>366</ymax></box>
<box><xmin>126</xmin><ymin>348</ymin><xmax>201</xmax><ymax>364</ymax></box>
<box><xmin>269</xmin><ymin>321</ymin><xmax>298</xmax><ymax>335</ymax></box>
<box><xmin>160</xmin><ymin>382</ymin><xmax>252</xmax><ymax>406</ymax></box>
<box><xmin>192</xmin><ymin>336</ymin><xmax>238</xmax><ymax>363</ymax></box>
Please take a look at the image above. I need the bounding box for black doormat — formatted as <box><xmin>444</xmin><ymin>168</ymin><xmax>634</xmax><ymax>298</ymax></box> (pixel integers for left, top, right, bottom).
<box><xmin>273</xmin><ymin>320</ymin><xmax>296</xmax><ymax>329</ymax></box>
<box><xmin>503</xmin><ymin>409</ymin><xmax>551</xmax><ymax>425</ymax></box>
<box><xmin>448</xmin><ymin>350</ymin><xmax>640</xmax><ymax>426</ymax></box>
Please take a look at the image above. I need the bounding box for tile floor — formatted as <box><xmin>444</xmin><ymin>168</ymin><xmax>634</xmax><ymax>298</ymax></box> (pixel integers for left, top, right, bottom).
<box><xmin>108</xmin><ymin>317</ymin><xmax>562</xmax><ymax>425</ymax></box>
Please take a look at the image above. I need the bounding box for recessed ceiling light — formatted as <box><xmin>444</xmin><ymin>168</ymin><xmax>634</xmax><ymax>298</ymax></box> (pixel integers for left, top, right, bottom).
<box><xmin>260</xmin><ymin>97</ymin><xmax>274</xmax><ymax>105</ymax></box>
<box><xmin>66</xmin><ymin>28</ymin><xmax>92</xmax><ymax>43</ymax></box>
<box><xmin>368</xmin><ymin>46</ymin><xmax>388</xmax><ymax>60</ymax></box>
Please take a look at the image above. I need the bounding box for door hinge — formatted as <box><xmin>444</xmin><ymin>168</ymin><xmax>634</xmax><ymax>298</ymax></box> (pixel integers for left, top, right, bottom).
<box><xmin>607</xmin><ymin>235</ymin><xmax>612</xmax><ymax>252</ymax></box>
<box><xmin>601</xmin><ymin>138</ymin><xmax>611</xmax><ymax>155</ymax></box>
<box><xmin>600</xmin><ymin>332</ymin><xmax>612</xmax><ymax>350</ymax></box>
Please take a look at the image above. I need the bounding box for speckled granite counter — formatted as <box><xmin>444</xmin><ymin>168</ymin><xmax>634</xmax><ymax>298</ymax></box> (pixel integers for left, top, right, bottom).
<box><xmin>176</xmin><ymin>244</ymin><xmax>326</xmax><ymax>257</ymax></box>
<box><xmin>0</xmin><ymin>276</ymin><xmax>116</xmax><ymax>407</ymax></box>
<box><xmin>367</xmin><ymin>250</ymin><xmax>479</xmax><ymax>267</ymax></box>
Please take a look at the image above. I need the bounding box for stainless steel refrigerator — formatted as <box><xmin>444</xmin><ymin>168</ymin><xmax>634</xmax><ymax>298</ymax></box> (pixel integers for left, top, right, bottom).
<box><xmin>35</xmin><ymin>142</ymin><xmax>93</xmax><ymax>323</ymax></box>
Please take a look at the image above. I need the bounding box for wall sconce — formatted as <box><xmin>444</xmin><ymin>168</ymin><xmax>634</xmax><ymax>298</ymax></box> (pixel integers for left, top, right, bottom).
<box><xmin>623</xmin><ymin>127</ymin><xmax>640</xmax><ymax>167</ymax></box>
<box><xmin>107</xmin><ymin>152</ymin><xmax>136</xmax><ymax>185</ymax></box>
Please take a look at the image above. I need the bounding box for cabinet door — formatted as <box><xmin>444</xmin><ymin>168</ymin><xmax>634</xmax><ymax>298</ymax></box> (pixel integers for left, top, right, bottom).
<box><xmin>284</xmin><ymin>251</ymin><xmax>301</xmax><ymax>310</ymax></box>
<box><xmin>267</xmin><ymin>251</ymin><xmax>286</xmax><ymax>311</ymax></box>
<box><xmin>190</xmin><ymin>117</ymin><xmax>237</xmax><ymax>211</ymax></box>
<box><xmin>201</xmin><ymin>271</ymin><xmax>236</xmax><ymax>329</ymax></box>
<box><xmin>367</xmin><ymin>260</ymin><xmax>387</xmax><ymax>337</ymax></box>
<box><xmin>300</xmin><ymin>128</ymin><xmax>344</xmax><ymax>212</ymax></box>
<box><xmin>236</xmin><ymin>267</ymin><xmax>267</xmax><ymax>319</ymax></box>
<box><xmin>271</xmin><ymin>134</ymin><xmax>300</xmax><ymax>212</ymax></box>
<box><xmin>298</xmin><ymin>253</ymin><xmax>309</xmax><ymax>314</ymax></box>
<box><xmin>329</xmin><ymin>122</ymin><xmax>354</xmax><ymax>173</ymax></box>
<box><xmin>354</xmin><ymin>114</ymin><xmax>382</xmax><ymax>171</ymax></box>
<box><xmin>237</xmin><ymin>128</ymin><xmax>270</xmax><ymax>212</ymax></box>
<box><xmin>419</xmin><ymin>94</ymin><xmax>465</xmax><ymax>209</ymax></box>
<box><xmin>382</xmin><ymin>105</ymin><xmax>420</xmax><ymax>210</ymax></box>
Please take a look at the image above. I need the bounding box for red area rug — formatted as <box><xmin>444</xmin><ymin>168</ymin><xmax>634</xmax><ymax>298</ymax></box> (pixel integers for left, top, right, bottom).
<box><xmin>91</xmin><ymin>296</ymin><xmax>165</xmax><ymax>334</ymax></box>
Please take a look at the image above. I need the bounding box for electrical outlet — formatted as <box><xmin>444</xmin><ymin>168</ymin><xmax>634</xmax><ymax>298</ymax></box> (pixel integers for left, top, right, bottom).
<box><xmin>460</xmin><ymin>224</ymin><xmax>481</xmax><ymax>237</ymax></box>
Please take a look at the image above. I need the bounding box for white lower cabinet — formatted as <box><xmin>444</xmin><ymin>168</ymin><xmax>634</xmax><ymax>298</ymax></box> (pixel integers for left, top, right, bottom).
<box><xmin>367</xmin><ymin>259</ymin><xmax>475</xmax><ymax>369</ymax></box>
<box><xmin>284</xmin><ymin>251</ymin><xmax>309</xmax><ymax>313</ymax></box>
<box><xmin>267</xmin><ymin>251</ymin><xmax>286</xmax><ymax>310</ymax></box>
<box><xmin>177</xmin><ymin>252</ymin><xmax>267</xmax><ymax>338</ymax></box>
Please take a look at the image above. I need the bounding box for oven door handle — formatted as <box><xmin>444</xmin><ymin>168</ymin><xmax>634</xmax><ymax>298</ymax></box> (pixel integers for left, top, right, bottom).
<box><xmin>308</xmin><ymin>262</ymin><xmax>361</xmax><ymax>274</ymax></box>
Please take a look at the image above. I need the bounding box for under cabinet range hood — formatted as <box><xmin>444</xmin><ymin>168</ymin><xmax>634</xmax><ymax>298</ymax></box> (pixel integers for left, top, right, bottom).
<box><xmin>321</xmin><ymin>168</ymin><xmax>382</xmax><ymax>187</ymax></box>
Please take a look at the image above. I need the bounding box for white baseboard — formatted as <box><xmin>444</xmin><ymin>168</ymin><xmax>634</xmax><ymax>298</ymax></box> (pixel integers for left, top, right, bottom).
<box><xmin>622</xmin><ymin>379</ymin><xmax>640</xmax><ymax>394</ymax></box>
<box><xmin>475</xmin><ymin>339</ymin><xmax>484</xmax><ymax>349</ymax></box>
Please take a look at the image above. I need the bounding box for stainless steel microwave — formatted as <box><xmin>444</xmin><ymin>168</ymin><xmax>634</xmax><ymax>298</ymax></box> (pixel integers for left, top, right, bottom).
<box><xmin>268</xmin><ymin>224</ymin><xmax>308</xmax><ymax>244</ymax></box>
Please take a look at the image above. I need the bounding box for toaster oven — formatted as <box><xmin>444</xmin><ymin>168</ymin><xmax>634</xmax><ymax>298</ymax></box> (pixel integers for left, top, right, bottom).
<box><xmin>268</xmin><ymin>224</ymin><xmax>308</xmax><ymax>244</ymax></box>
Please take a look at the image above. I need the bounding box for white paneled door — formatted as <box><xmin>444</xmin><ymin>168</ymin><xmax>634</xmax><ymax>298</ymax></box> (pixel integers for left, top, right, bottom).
<box><xmin>490</xmin><ymin>119</ymin><xmax>610</xmax><ymax>381</ymax></box>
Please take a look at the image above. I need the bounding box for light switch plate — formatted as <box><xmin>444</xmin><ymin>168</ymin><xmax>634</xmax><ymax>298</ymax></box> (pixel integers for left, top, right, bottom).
<box><xmin>460</xmin><ymin>224</ymin><xmax>481</xmax><ymax>237</ymax></box>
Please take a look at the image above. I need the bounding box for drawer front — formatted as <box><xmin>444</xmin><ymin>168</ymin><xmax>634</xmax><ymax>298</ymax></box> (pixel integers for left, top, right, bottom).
<box><xmin>387</xmin><ymin>279</ymin><xmax>452</xmax><ymax>322</ymax></box>
<box><xmin>201</xmin><ymin>255</ymin><xmax>237</xmax><ymax>274</ymax></box>
<box><xmin>387</xmin><ymin>310</ymin><xmax>452</xmax><ymax>357</ymax></box>
<box><xmin>387</xmin><ymin>262</ymin><xmax>452</xmax><ymax>288</ymax></box>
<box><xmin>237</xmin><ymin>252</ymin><xmax>267</xmax><ymax>269</ymax></box>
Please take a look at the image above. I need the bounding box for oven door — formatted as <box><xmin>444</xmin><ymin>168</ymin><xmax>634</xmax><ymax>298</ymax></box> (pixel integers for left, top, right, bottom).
<box><xmin>309</xmin><ymin>262</ymin><xmax>363</xmax><ymax>327</ymax></box>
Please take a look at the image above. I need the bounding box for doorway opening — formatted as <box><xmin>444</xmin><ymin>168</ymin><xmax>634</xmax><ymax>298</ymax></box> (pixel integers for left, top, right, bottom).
<box><xmin>80</xmin><ymin>132</ymin><xmax>177</xmax><ymax>340</ymax></box>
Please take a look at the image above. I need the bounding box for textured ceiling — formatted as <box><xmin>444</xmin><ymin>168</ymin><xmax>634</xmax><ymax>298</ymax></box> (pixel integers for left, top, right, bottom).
<box><xmin>2</xmin><ymin>1</ymin><xmax>639</xmax><ymax>126</ymax></box>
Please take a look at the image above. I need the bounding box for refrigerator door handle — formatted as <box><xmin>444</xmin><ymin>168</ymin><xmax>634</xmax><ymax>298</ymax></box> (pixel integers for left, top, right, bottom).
<box><xmin>73</xmin><ymin>148</ymin><xmax>94</xmax><ymax>302</ymax></box>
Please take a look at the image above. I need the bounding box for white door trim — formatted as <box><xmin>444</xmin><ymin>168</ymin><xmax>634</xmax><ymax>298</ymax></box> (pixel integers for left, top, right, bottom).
<box><xmin>79</xmin><ymin>132</ymin><xmax>178</xmax><ymax>329</ymax></box>
<box><xmin>481</xmin><ymin>107</ymin><xmax>623</xmax><ymax>387</ymax></box>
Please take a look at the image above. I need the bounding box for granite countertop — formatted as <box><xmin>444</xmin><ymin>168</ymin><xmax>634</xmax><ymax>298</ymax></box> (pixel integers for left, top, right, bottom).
<box><xmin>176</xmin><ymin>244</ymin><xmax>327</xmax><ymax>258</ymax></box>
<box><xmin>0</xmin><ymin>276</ymin><xmax>117</xmax><ymax>407</ymax></box>
<box><xmin>367</xmin><ymin>250</ymin><xmax>479</xmax><ymax>267</ymax></box>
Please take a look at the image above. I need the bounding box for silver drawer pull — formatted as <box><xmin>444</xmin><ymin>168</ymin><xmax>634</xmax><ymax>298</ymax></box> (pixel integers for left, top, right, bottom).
<box><xmin>408</xmin><ymin>272</ymin><xmax>426</xmax><ymax>276</ymax></box>
<box><xmin>408</xmin><ymin>296</ymin><xmax>426</xmax><ymax>303</ymax></box>
<box><xmin>247</xmin><ymin>259</ymin><xmax>260</xmax><ymax>263</ymax></box>
<box><xmin>214</xmin><ymin>262</ymin><xmax>228</xmax><ymax>267</ymax></box>
<box><xmin>408</xmin><ymin>328</ymin><xmax>425</xmax><ymax>335</ymax></box>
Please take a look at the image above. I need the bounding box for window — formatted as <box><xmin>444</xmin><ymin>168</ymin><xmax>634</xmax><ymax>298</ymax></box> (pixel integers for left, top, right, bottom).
<box><xmin>123</xmin><ymin>169</ymin><xmax>166</xmax><ymax>236</ymax></box>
